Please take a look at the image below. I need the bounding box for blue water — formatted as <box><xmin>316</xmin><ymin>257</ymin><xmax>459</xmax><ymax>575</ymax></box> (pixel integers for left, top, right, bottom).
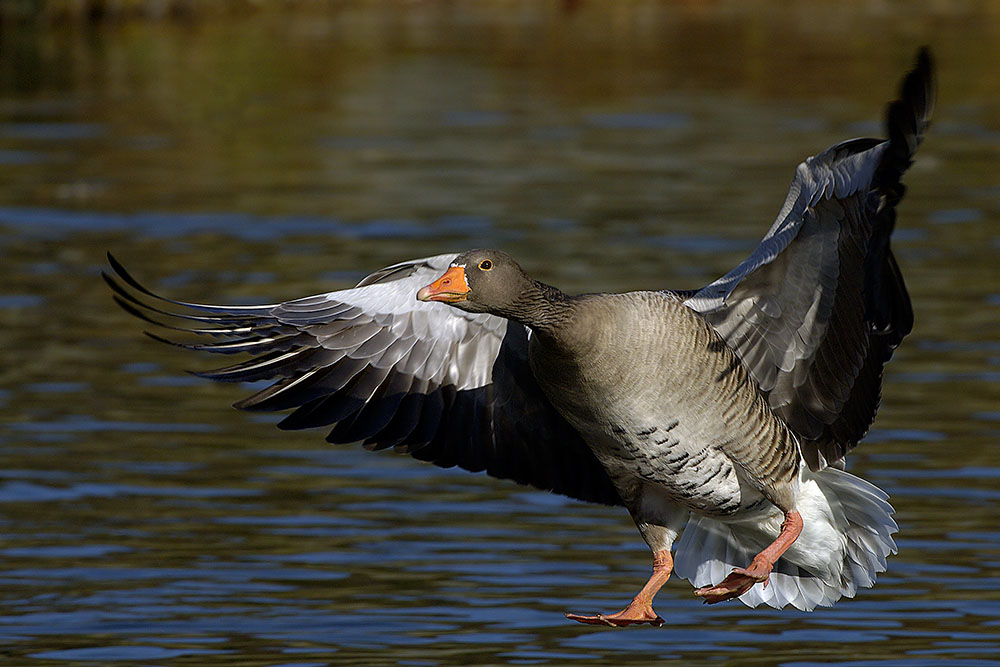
<box><xmin>2</xmin><ymin>3</ymin><xmax>1000</xmax><ymax>665</ymax></box>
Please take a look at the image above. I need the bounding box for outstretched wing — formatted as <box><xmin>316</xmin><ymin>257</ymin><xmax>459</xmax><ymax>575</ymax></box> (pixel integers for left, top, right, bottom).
<box><xmin>105</xmin><ymin>252</ymin><xmax>622</xmax><ymax>506</ymax></box>
<box><xmin>684</xmin><ymin>48</ymin><xmax>933</xmax><ymax>470</ymax></box>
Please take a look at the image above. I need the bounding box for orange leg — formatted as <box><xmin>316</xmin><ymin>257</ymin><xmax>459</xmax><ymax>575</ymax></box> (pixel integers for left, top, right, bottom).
<box><xmin>566</xmin><ymin>550</ymin><xmax>672</xmax><ymax>627</ymax></box>
<box><xmin>694</xmin><ymin>510</ymin><xmax>803</xmax><ymax>604</ymax></box>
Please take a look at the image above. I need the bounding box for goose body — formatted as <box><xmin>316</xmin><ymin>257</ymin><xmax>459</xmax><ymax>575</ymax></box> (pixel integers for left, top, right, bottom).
<box><xmin>525</xmin><ymin>291</ymin><xmax>798</xmax><ymax>519</ymax></box>
<box><xmin>106</xmin><ymin>48</ymin><xmax>933</xmax><ymax>624</ymax></box>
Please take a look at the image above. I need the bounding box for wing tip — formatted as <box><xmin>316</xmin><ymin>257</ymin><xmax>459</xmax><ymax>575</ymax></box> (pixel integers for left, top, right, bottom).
<box><xmin>878</xmin><ymin>46</ymin><xmax>935</xmax><ymax>186</ymax></box>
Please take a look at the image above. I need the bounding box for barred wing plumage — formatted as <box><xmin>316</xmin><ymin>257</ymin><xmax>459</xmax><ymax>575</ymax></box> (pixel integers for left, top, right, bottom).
<box><xmin>684</xmin><ymin>48</ymin><xmax>932</xmax><ymax>469</ymax></box>
<box><xmin>105</xmin><ymin>252</ymin><xmax>622</xmax><ymax>506</ymax></box>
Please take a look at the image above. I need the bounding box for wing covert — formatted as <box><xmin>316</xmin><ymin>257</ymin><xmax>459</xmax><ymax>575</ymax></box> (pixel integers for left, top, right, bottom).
<box><xmin>105</xmin><ymin>252</ymin><xmax>622</xmax><ymax>506</ymax></box>
<box><xmin>684</xmin><ymin>48</ymin><xmax>932</xmax><ymax>470</ymax></box>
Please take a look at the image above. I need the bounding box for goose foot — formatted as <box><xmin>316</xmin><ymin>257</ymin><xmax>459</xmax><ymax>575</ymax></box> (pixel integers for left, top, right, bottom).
<box><xmin>693</xmin><ymin>509</ymin><xmax>804</xmax><ymax>605</ymax></box>
<box><xmin>693</xmin><ymin>563</ymin><xmax>769</xmax><ymax>604</ymax></box>
<box><xmin>566</xmin><ymin>549</ymin><xmax>672</xmax><ymax>627</ymax></box>
<box><xmin>565</xmin><ymin>604</ymin><xmax>664</xmax><ymax>627</ymax></box>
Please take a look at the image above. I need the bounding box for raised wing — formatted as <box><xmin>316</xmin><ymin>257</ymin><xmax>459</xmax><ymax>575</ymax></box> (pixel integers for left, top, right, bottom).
<box><xmin>684</xmin><ymin>48</ymin><xmax>933</xmax><ymax>470</ymax></box>
<box><xmin>105</xmin><ymin>252</ymin><xmax>622</xmax><ymax>506</ymax></box>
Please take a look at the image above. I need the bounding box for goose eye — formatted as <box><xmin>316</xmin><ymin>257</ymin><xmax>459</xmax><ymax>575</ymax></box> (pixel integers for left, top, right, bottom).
<box><xmin>479</xmin><ymin>259</ymin><xmax>493</xmax><ymax>271</ymax></box>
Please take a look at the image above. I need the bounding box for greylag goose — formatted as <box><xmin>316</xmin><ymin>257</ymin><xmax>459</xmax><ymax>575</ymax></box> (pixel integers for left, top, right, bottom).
<box><xmin>105</xmin><ymin>48</ymin><xmax>933</xmax><ymax>626</ymax></box>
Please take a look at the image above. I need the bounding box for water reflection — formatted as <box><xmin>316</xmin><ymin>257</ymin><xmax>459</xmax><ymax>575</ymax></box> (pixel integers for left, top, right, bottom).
<box><xmin>2</xmin><ymin>2</ymin><xmax>1000</xmax><ymax>665</ymax></box>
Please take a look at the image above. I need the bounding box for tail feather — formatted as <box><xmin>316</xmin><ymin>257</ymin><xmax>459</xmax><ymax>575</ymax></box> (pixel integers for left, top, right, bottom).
<box><xmin>673</xmin><ymin>467</ymin><xmax>897</xmax><ymax>611</ymax></box>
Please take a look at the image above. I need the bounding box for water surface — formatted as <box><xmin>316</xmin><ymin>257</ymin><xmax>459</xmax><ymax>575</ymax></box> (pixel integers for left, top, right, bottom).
<box><xmin>2</xmin><ymin>3</ymin><xmax>999</xmax><ymax>665</ymax></box>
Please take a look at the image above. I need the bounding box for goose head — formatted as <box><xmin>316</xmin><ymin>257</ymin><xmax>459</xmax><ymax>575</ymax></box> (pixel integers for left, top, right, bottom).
<box><xmin>416</xmin><ymin>249</ymin><xmax>534</xmax><ymax>315</ymax></box>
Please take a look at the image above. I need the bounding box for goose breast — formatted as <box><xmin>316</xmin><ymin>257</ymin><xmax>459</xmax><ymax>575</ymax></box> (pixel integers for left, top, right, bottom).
<box><xmin>526</xmin><ymin>291</ymin><xmax>799</xmax><ymax>518</ymax></box>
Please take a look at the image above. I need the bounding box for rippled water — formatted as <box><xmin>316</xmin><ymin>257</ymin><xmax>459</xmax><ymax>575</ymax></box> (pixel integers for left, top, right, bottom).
<box><xmin>2</xmin><ymin>3</ymin><xmax>1000</xmax><ymax>665</ymax></box>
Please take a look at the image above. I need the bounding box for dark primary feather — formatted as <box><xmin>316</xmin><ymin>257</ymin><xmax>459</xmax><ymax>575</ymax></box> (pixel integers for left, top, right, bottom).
<box><xmin>685</xmin><ymin>47</ymin><xmax>932</xmax><ymax>469</ymax></box>
<box><xmin>105</xmin><ymin>252</ymin><xmax>622</xmax><ymax>506</ymax></box>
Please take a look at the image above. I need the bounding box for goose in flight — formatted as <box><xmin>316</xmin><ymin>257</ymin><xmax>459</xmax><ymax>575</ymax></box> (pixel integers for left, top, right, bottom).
<box><xmin>106</xmin><ymin>48</ymin><xmax>933</xmax><ymax>626</ymax></box>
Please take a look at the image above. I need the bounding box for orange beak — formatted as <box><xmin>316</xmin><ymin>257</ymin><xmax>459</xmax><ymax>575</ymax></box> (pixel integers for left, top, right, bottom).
<box><xmin>416</xmin><ymin>266</ymin><xmax>470</xmax><ymax>303</ymax></box>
